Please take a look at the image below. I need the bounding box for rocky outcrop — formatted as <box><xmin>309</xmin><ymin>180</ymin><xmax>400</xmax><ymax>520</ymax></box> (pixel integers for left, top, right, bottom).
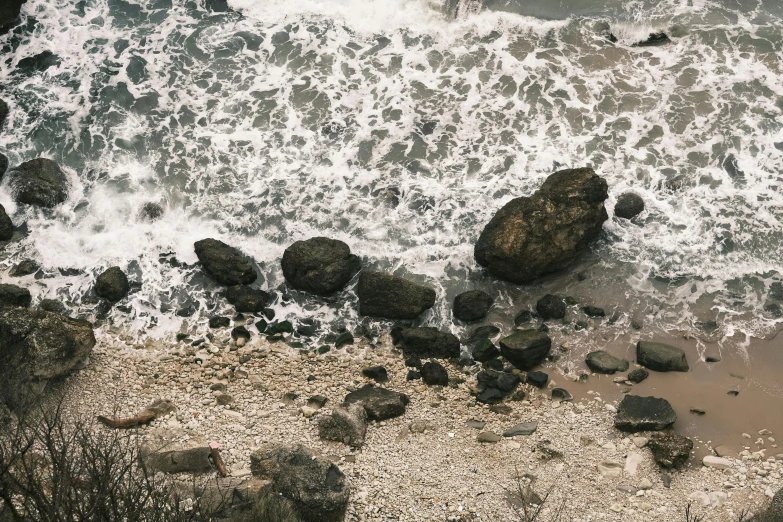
<box><xmin>343</xmin><ymin>385</ymin><xmax>409</xmax><ymax>421</ymax></box>
<box><xmin>357</xmin><ymin>271</ymin><xmax>435</xmax><ymax>319</ymax></box>
<box><xmin>318</xmin><ymin>403</ymin><xmax>368</xmax><ymax>448</ymax></box>
<box><xmin>0</xmin><ymin>204</ymin><xmax>12</xmax><ymax>241</ymax></box>
<box><xmin>474</xmin><ymin>167</ymin><xmax>609</xmax><ymax>283</ymax></box>
<box><xmin>393</xmin><ymin>327</ymin><xmax>460</xmax><ymax>359</ymax></box>
<box><xmin>636</xmin><ymin>341</ymin><xmax>689</xmax><ymax>372</ymax></box>
<box><xmin>5</xmin><ymin>158</ymin><xmax>70</xmax><ymax>208</ymax></box>
<box><xmin>0</xmin><ymin>1</ymin><xmax>26</xmax><ymax>29</ymax></box>
<box><xmin>474</xmin><ymin>369</ymin><xmax>520</xmax><ymax>404</ymax></box>
<box><xmin>225</xmin><ymin>285</ymin><xmax>271</xmax><ymax>313</ymax></box>
<box><xmin>194</xmin><ymin>238</ymin><xmax>257</xmax><ymax>286</ymax></box>
<box><xmin>250</xmin><ymin>443</ymin><xmax>349</xmax><ymax>522</ymax></box>
<box><xmin>499</xmin><ymin>330</ymin><xmax>551</xmax><ymax>370</ymax></box>
<box><xmin>536</xmin><ymin>294</ymin><xmax>565</xmax><ymax>320</ymax></box>
<box><xmin>0</xmin><ymin>284</ymin><xmax>31</xmax><ymax>307</ymax></box>
<box><xmin>281</xmin><ymin>237</ymin><xmax>360</xmax><ymax>295</ymax></box>
<box><xmin>614</xmin><ymin>395</ymin><xmax>677</xmax><ymax>432</ymax></box>
<box><xmin>614</xmin><ymin>192</ymin><xmax>645</xmax><ymax>219</ymax></box>
<box><xmin>95</xmin><ymin>266</ymin><xmax>130</xmax><ymax>302</ymax></box>
<box><xmin>648</xmin><ymin>431</ymin><xmax>693</xmax><ymax>468</ymax></box>
<box><xmin>585</xmin><ymin>351</ymin><xmax>629</xmax><ymax>374</ymax></box>
<box><xmin>453</xmin><ymin>290</ymin><xmax>493</xmax><ymax>322</ymax></box>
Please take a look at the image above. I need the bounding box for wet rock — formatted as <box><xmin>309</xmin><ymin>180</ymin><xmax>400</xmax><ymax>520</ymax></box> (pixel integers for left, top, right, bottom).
<box><xmin>209</xmin><ymin>316</ymin><xmax>230</xmax><ymax>328</ymax></box>
<box><xmin>614</xmin><ymin>192</ymin><xmax>645</xmax><ymax>219</ymax></box>
<box><xmin>0</xmin><ymin>284</ymin><xmax>31</xmax><ymax>307</ymax></box>
<box><xmin>5</xmin><ymin>158</ymin><xmax>69</xmax><ymax>208</ymax></box>
<box><xmin>552</xmin><ymin>388</ymin><xmax>572</xmax><ymax>401</ymax></box>
<box><xmin>138</xmin><ymin>202</ymin><xmax>164</xmax><ymax>222</ymax></box>
<box><xmin>95</xmin><ymin>266</ymin><xmax>130</xmax><ymax>303</ymax></box>
<box><xmin>17</xmin><ymin>51</ymin><xmax>61</xmax><ymax>72</ymax></box>
<box><xmin>357</xmin><ymin>271</ymin><xmax>435</xmax><ymax>319</ymax></box>
<box><xmin>503</xmin><ymin>421</ymin><xmax>538</xmax><ymax>437</ymax></box>
<box><xmin>474</xmin><ymin>167</ymin><xmax>609</xmax><ymax>283</ymax></box>
<box><xmin>513</xmin><ymin>309</ymin><xmax>536</xmax><ymax>326</ymax></box>
<box><xmin>472</xmin><ymin>338</ymin><xmax>499</xmax><ymax>362</ymax></box>
<box><xmin>0</xmin><ymin>204</ymin><xmax>13</xmax><ymax>241</ymax></box>
<box><xmin>526</xmin><ymin>371</ymin><xmax>548</xmax><ymax>388</ymax></box>
<box><xmin>632</xmin><ymin>32</ymin><xmax>671</xmax><ymax>47</ymax></box>
<box><xmin>318</xmin><ymin>403</ymin><xmax>368</xmax><ymax>448</ymax></box>
<box><xmin>453</xmin><ymin>290</ymin><xmax>493</xmax><ymax>322</ymax></box>
<box><xmin>39</xmin><ymin>299</ymin><xmax>66</xmax><ymax>315</ymax></box>
<box><xmin>361</xmin><ymin>366</ymin><xmax>389</xmax><ymax>383</ymax></box>
<box><xmin>648</xmin><ymin>431</ymin><xmax>693</xmax><ymax>468</ymax></box>
<box><xmin>0</xmin><ymin>100</ymin><xmax>7</xmax><ymax>130</ymax></box>
<box><xmin>499</xmin><ymin>330</ymin><xmax>551</xmax><ymax>370</ymax></box>
<box><xmin>231</xmin><ymin>326</ymin><xmax>251</xmax><ymax>341</ymax></box>
<box><xmin>394</xmin><ymin>327</ymin><xmax>460</xmax><ymax>359</ymax></box>
<box><xmin>536</xmin><ymin>294</ymin><xmax>565</xmax><ymax>320</ymax></box>
<box><xmin>583</xmin><ymin>305</ymin><xmax>605</xmax><ymax>317</ymax></box>
<box><xmin>281</xmin><ymin>237</ymin><xmax>360</xmax><ymax>296</ymax></box>
<box><xmin>194</xmin><ymin>238</ymin><xmax>257</xmax><ymax>286</ymax></box>
<box><xmin>250</xmin><ymin>443</ymin><xmax>349</xmax><ymax>522</ymax></box>
<box><xmin>421</xmin><ymin>361</ymin><xmax>448</xmax><ymax>386</ymax></box>
<box><xmin>334</xmin><ymin>331</ymin><xmax>354</xmax><ymax>348</ymax></box>
<box><xmin>636</xmin><ymin>341</ymin><xmax>689</xmax><ymax>372</ymax></box>
<box><xmin>475</xmin><ymin>369</ymin><xmax>520</xmax><ymax>404</ymax></box>
<box><xmin>225</xmin><ymin>285</ymin><xmax>271</xmax><ymax>313</ymax></box>
<box><xmin>614</xmin><ymin>395</ymin><xmax>677</xmax><ymax>432</ymax></box>
<box><xmin>9</xmin><ymin>259</ymin><xmax>38</xmax><ymax>277</ymax></box>
<box><xmin>586</xmin><ymin>350</ymin><xmax>629</xmax><ymax>374</ymax></box>
<box><xmin>628</xmin><ymin>368</ymin><xmax>649</xmax><ymax>383</ymax></box>
<box><xmin>464</xmin><ymin>325</ymin><xmax>501</xmax><ymax>343</ymax></box>
<box><xmin>344</xmin><ymin>385</ymin><xmax>409</xmax><ymax>421</ymax></box>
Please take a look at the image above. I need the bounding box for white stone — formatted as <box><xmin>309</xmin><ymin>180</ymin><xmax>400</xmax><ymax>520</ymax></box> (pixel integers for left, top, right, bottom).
<box><xmin>632</xmin><ymin>437</ymin><xmax>649</xmax><ymax>448</ymax></box>
<box><xmin>598</xmin><ymin>461</ymin><xmax>623</xmax><ymax>478</ymax></box>
<box><xmin>709</xmin><ymin>492</ymin><xmax>727</xmax><ymax>508</ymax></box>
<box><xmin>703</xmin><ymin>456</ymin><xmax>732</xmax><ymax>470</ymax></box>
<box><xmin>687</xmin><ymin>491</ymin><xmax>710</xmax><ymax>507</ymax></box>
<box><xmin>624</xmin><ymin>453</ymin><xmax>644</xmax><ymax>476</ymax></box>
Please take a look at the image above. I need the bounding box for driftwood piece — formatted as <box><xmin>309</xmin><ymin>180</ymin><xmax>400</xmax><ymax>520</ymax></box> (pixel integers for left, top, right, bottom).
<box><xmin>209</xmin><ymin>441</ymin><xmax>228</xmax><ymax>477</ymax></box>
<box><xmin>97</xmin><ymin>399</ymin><xmax>176</xmax><ymax>429</ymax></box>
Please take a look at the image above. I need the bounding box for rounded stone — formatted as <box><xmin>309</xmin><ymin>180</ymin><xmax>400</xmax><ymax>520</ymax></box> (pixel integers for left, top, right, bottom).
<box><xmin>615</xmin><ymin>192</ymin><xmax>645</xmax><ymax>220</ymax></box>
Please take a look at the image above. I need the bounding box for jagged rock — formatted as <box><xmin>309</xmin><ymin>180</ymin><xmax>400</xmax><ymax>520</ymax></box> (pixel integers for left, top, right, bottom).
<box><xmin>526</xmin><ymin>371</ymin><xmax>548</xmax><ymax>388</ymax></box>
<box><xmin>615</xmin><ymin>192</ymin><xmax>645</xmax><ymax>219</ymax></box>
<box><xmin>344</xmin><ymin>385</ymin><xmax>409</xmax><ymax>421</ymax></box>
<box><xmin>5</xmin><ymin>158</ymin><xmax>70</xmax><ymax>208</ymax></box>
<box><xmin>499</xmin><ymin>330</ymin><xmax>551</xmax><ymax>370</ymax></box>
<box><xmin>628</xmin><ymin>368</ymin><xmax>649</xmax><ymax>383</ymax></box>
<box><xmin>0</xmin><ymin>284</ymin><xmax>31</xmax><ymax>307</ymax></box>
<box><xmin>586</xmin><ymin>350</ymin><xmax>629</xmax><ymax>374</ymax></box>
<box><xmin>361</xmin><ymin>366</ymin><xmax>389</xmax><ymax>383</ymax></box>
<box><xmin>648</xmin><ymin>432</ymin><xmax>693</xmax><ymax>468</ymax></box>
<box><xmin>453</xmin><ymin>290</ymin><xmax>493</xmax><ymax>322</ymax></box>
<box><xmin>95</xmin><ymin>266</ymin><xmax>130</xmax><ymax>302</ymax></box>
<box><xmin>475</xmin><ymin>369</ymin><xmax>520</xmax><ymax>404</ymax></box>
<box><xmin>194</xmin><ymin>238</ymin><xmax>257</xmax><ymax>286</ymax></box>
<box><xmin>225</xmin><ymin>285</ymin><xmax>271</xmax><ymax>313</ymax></box>
<box><xmin>536</xmin><ymin>294</ymin><xmax>565</xmax><ymax>320</ymax></box>
<box><xmin>636</xmin><ymin>341</ymin><xmax>689</xmax><ymax>372</ymax></box>
<box><xmin>9</xmin><ymin>259</ymin><xmax>39</xmax><ymax>277</ymax></box>
<box><xmin>0</xmin><ymin>204</ymin><xmax>13</xmax><ymax>241</ymax></box>
<box><xmin>474</xmin><ymin>167</ymin><xmax>609</xmax><ymax>283</ymax></box>
<box><xmin>281</xmin><ymin>237</ymin><xmax>360</xmax><ymax>296</ymax></box>
<box><xmin>614</xmin><ymin>395</ymin><xmax>677</xmax><ymax>432</ymax></box>
<box><xmin>357</xmin><ymin>271</ymin><xmax>435</xmax><ymax>319</ymax></box>
<box><xmin>472</xmin><ymin>338</ymin><xmax>499</xmax><ymax>362</ymax></box>
<box><xmin>250</xmin><ymin>443</ymin><xmax>349</xmax><ymax>522</ymax></box>
<box><xmin>503</xmin><ymin>421</ymin><xmax>538</xmax><ymax>437</ymax></box>
<box><xmin>318</xmin><ymin>403</ymin><xmax>368</xmax><ymax>448</ymax></box>
<box><xmin>394</xmin><ymin>327</ymin><xmax>460</xmax><ymax>359</ymax></box>
<box><xmin>421</xmin><ymin>361</ymin><xmax>448</xmax><ymax>386</ymax></box>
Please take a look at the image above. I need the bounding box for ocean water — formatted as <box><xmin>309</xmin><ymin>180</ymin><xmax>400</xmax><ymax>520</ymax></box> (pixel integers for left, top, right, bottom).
<box><xmin>0</xmin><ymin>0</ymin><xmax>782</xmax><ymax>353</ymax></box>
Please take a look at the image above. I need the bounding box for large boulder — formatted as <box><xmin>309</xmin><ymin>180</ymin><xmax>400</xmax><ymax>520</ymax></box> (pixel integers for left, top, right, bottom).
<box><xmin>318</xmin><ymin>403</ymin><xmax>368</xmax><ymax>448</ymax></box>
<box><xmin>0</xmin><ymin>284</ymin><xmax>31</xmax><ymax>307</ymax></box>
<box><xmin>393</xmin><ymin>327</ymin><xmax>460</xmax><ymax>359</ymax></box>
<box><xmin>453</xmin><ymin>290</ymin><xmax>493</xmax><ymax>322</ymax></box>
<box><xmin>0</xmin><ymin>1</ymin><xmax>26</xmax><ymax>29</ymax></box>
<box><xmin>636</xmin><ymin>341</ymin><xmax>689</xmax><ymax>372</ymax></box>
<box><xmin>225</xmin><ymin>285</ymin><xmax>271</xmax><ymax>313</ymax></box>
<box><xmin>614</xmin><ymin>395</ymin><xmax>677</xmax><ymax>432</ymax></box>
<box><xmin>5</xmin><ymin>158</ymin><xmax>70</xmax><ymax>208</ymax></box>
<box><xmin>343</xmin><ymin>385</ymin><xmax>409</xmax><ymax>421</ymax></box>
<box><xmin>474</xmin><ymin>167</ymin><xmax>609</xmax><ymax>283</ymax></box>
<box><xmin>250</xmin><ymin>443</ymin><xmax>349</xmax><ymax>522</ymax></box>
<box><xmin>0</xmin><ymin>204</ymin><xmax>12</xmax><ymax>241</ymax></box>
<box><xmin>357</xmin><ymin>271</ymin><xmax>435</xmax><ymax>319</ymax></box>
<box><xmin>615</xmin><ymin>192</ymin><xmax>645</xmax><ymax>219</ymax></box>
<box><xmin>281</xmin><ymin>237</ymin><xmax>361</xmax><ymax>296</ymax></box>
<box><xmin>0</xmin><ymin>306</ymin><xmax>95</xmax><ymax>409</ymax></box>
<box><xmin>499</xmin><ymin>330</ymin><xmax>551</xmax><ymax>370</ymax></box>
<box><xmin>194</xmin><ymin>238</ymin><xmax>257</xmax><ymax>286</ymax></box>
<box><xmin>95</xmin><ymin>266</ymin><xmax>130</xmax><ymax>303</ymax></box>
<box><xmin>585</xmin><ymin>350</ymin><xmax>629</xmax><ymax>374</ymax></box>
<box><xmin>647</xmin><ymin>431</ymin><xmax>693</xmax><ymax>468</ymax></box>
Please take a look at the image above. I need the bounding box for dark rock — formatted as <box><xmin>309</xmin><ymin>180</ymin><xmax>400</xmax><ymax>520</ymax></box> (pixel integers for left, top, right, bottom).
<box><xmin>394</xmin><ymin>327</ymin><xmax>460</xmax><ymax>359</ymax></box>
<box><xmin>536</xmin><ymin>294</ymin><xmax>565</xmax><ymax>320</ymax></box>
<box><xmin>648</xmin><ymin>432</ymin><xmax>693</xmax><ymax>468</ymax></box>
<box><xmin>194</xmin><ymin>238</ymin><xmax>256</xmax><ymax>286</ymax></box>
<box><xmin>585</xmin><ymin>350</ymin><xmax>629</xmax><ymax>374</ymax></box>
<box><xmin>474</xmin><ymin>167</ymin><xmax>609</xmax><ymax>283</ymax></box>
<box><xmin>225</xmin><ymin>285</ymin><xmax>271</xmax><ymax>313</ymax></box>
<box><xmin>421</xmin><ymin>361</ymin><xmax>448</xmax><ymax>386</ymax></box>
<box><xmin>9</xmin><ymin>259</ymin><xmax>38</xmax><ymax>277</ymax></box>
<box><xmin>551</xmin><ymin>388</ymin><xmax>572</xmax><ymax>401</ymax></box>
<box><xmin>513</xmin><ymin>309</ymin><xmax>536</xmax><ymax>326</ymax></box>
<box><xmin>281</xmin><ymin>237</ymin><xmax>360</xmax><ymax>296</ymax></box>
<box><xmin>357</xmin><ymin>271</ymin><xmax>435</xmax><ymax>319</ymax></box>
<box><xmin>636</xmin><ymin>341</ymin><xmax>689</xmax><ymax>372</ymax></box>
<box><xmin>404</xmin><ymin>357</ymin><xmax>422</xmax><ymax>368</ymax></box>
<box><xmin>484</xmin><ymin>358</ymin><xmax>504</xmax><ymax>371</ymax></box>
<box><xmin>503</xmin><ymin>421</ymin><xmax>538</xmax><ymax>437</ymax></box>
<box><xmin>95</xmin><ymin>266</ymin><xmax>130</xmax><ymax>302</ymax></box>
<box><xmin>472</xmin><ymin>338</ymin><xmax>499</xmax><ymax>362</ymax></box>
<box><xmin>633</xmin><ymin>32</ymin><xmax>671</xmax><ymax>47</ymax></box>
<box><xmin>17</xmin><ymin>51</ymin><xmax>61</xmax><ymax>72</ymax></box>
<box><xmin>250</xmin><ymin>443</ymin><xmax>349</xmax><ymax>522</ymax></box>
<box><xmin>296</xmin><ymin>318</ymin><xmax>320</xmax><ymax>337</ymax></box>
<box><xmin>476</xmin><ymin>388</ymin><xmax>505</xmax><ymax>404</ymax></box>
<box><xmin>583</xmin><ymin>305</ymin><xmax>605</xmax><ymax>317</ymax></box>
<box><xmin>0</xmin><ymin>284</ymin><xmax>31</xmax><ymax>307</ymax></box>
<box><xmin>499</xmin><ymin>330</ymin><xmax>551</xmax><ymax>370</ymax></box>
<box><xmin>614</xmin><ymin>395</ymin><xmax>677</xmax><ymax>432</ymax></box>
<box><xmin>231</xmin><ymin>326</ymin><xmax>251</xmax><ymax>341</ymax></box>
<box><xmin>628</xmin><ymin>368</ymin><xmax>649</xmax><ymax>383</ymax></box>
<box><xmin>318</xmin><ymin>403</ymin><xmax>368</xmax><ymax>448</ymax></box>
<box><xmin>406</xmin><ymin>370</ymin><xmax>421</xmax><ymax>381</ymax></box>
<box><xmin>614</xmin><ymin>192</ymin><xmax>645</xmax><ymax>219</ymax></box>
<box><xmin>263</xmin><ymin>308</ymin><xmax>275</xmax><ymax>320</ymax></box>
<box><xmin>690</xmin><ymin>408</ymin><xmax>705</xmax><ymax>416</ymax></box>
<box><xmin>361</xmin><ymin>366</ymin><xmax>389</xmax><ymax>383</ymax></box>
<box><xmin>476</xmin><ymin>369</ymin><xmax>520</xmax><ymax>400</ymax></box>
<box><xmin>209</xmin><ymin>316</ymin><xmax>230</xmax><ymax>328</ymax></box>
<box><xmin>0</xmin><ymin>204</ymin><xmax>12</xmax><ymax>241</ymax></box>
<box><xmin>267</xmin><ymin>321</ymin><xmax>293</xmax><ymax>335</ymax></box>
<box><xmin>728</xmin><ymin>390</ymin><xmax>739</xmax><ymax>396</ymax></box>
<box><xmin>344</xmin><ymin>385</ymin><xmax>409</xmax><ymax>421</ymax></box>
<box><xmin>453</xmin><ymin>290</ymin><xmax>493</xmax><ymax>322</ymax></box>
<box><xmin>39</xmin><ymin>299</ymin><xmax>66</xmax><ymax>315</ymax></box>
<box><xmin>138</xmin><ymin>202</ymin><xmax>164</xmax><ymax>222</ymax></box>
<box><xmin>308</xmin><ymin>395</ymin><xmax>328</xmax><ymax>409</ymax></box>
<box><xmin>661</xmin><ymin>473</ymin><xmax>672</xmax><ymax>488</ymax></box>
<box><xmin>464</xmin><ymin>325</ymin><xmax>500</xmax><ymax>343</ymax></box>
<box><xmin>764</xmin><ymin>302</ymin><xmax>783</xmax><ymax>318</ymax></box>
<box><xmin>526</xmin><ymin>371</ymin><xmax>548</xmax><ymax>388</ymax></box>
<box><xmin>334</xmin><ymin>331</ymin><xmax>354</xmax><ymax>348</ymax></box>
<box><xmin>143</xmin><ymin>446</ymin><xmax>214</xmax><ymax>474</ymax></box>
<box><xmin>0</xmin><ymin>101</ymin><xmax>7</xmax><ymax>131</ymax></box>
<box><xmin>489</xmin><ymin>404</ymin><xmax>512</xmax><ymax>415</ymax></box>
<box><xmin>5</xmin><ymin>158</ymin><xmax>69</xmax><ymax>208</ymax></box>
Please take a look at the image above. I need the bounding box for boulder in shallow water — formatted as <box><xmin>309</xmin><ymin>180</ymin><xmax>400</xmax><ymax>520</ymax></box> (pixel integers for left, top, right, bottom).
<box><xmin>585</xmin><ymin>350</ymin><xmax>629</xmax><ymax>374</ymax></box>
<box><xmin>9</xmin><ymin>259</ymin><xmax>39</xmax><ymax>277</ymax></box>
<box><xmin>394</xmin><ymin>327</ymin><xmax>460</xmax><ymax>359</ymax></box>
<box><xmin>357</xmin><ymin>271</ymin><xmax>435</xmax><ymax>319</ymax></box>
<box><xmin>39</xmin><ymin>299</ymin><xmax>66</xmax><ymax>315</ymax></box>
<box><xmin>225</xmin><ymin>285</ymin><xmax>271</xmax><ymax>313</ymax></box>
<box><xmin>499</xmin><ymin>330</ymin><xmax>551</xmax><ymax>370</ymax></box>
<box><xmin>17</xmin><ymin>51</ymin><xmax>61</xmax><ymax>72</ymax></box>
<box><xmin>636</xmin><ymin>341</ymin><xmax>689</xmax><ymax>372</ymax></box>
<box><xmin>453</xmin><ymin>290</ymin><xmax>493</xmax><ymax>322</ymax></box>
<box><xmin>614</xmin><ymin>395</ymin><xmax>677</xmax><ymax>432</ymax></box>
<box><xmin>343</xmin><ymin>385</ymin><xmax>409</xmax><ymax>421</ymax></box>
<box><xmin>474</xmin><ymin>167</ymin><xmax>609</xmax><ymax>283</ymax></box>
<box><xmin>194</xmin><ymin>238</ymin><xmax>257</xmax><ymax>286</ymax></box>
<box><xmin>0</xmin><ymin>204</ymin><xmax>13</xmax><ymax>241</ymax></box>
<box><xmin>95</xmin><ymin>266</ymin><xmax>130</xmax><ymax>303</ymax></box>
<box><xmin>648</xmin><ymin>431</ymin><xmax>693</xmax><ymax>468</ymax></box>
<box><xmin>536</xmin><ymin>294</ymin><xmax>566</xmax><ymax>320</ymax></box>
<box><xmin>281</xmin><ymin>237</ymin><xmax>360</xmax><ymax>296</ymax></box>
<box><xmin>0</xmin><ymin>284</ymin><xmax>31</xmax><ymax>307</ymax></box>
<box><xmin>614</xmin><ymin>192</ymin><xmax>645</xmax><ymax>219</ymax></box>
<box><xmin>5</xmin><ymin>158</ymin><xmax>70</xmax><ymax>208</ymax></box>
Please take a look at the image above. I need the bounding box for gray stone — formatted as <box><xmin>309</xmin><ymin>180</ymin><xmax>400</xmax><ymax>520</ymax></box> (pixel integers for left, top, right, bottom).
<box><xmin>551</xmin><ymin>388</ymin><xmax>572</xmax><ymax>401</ymax></box>
<box><xmin>357</xmin><ymin>271</ymin><xmax>435</xmax><ymax>319</ymax></box>
<box><xmin>586</xmin><ymin>350</ymin><xmax>629</xmax><ymax>374</ymax></box>
<box><xmin>143</xmin><ymin>447</ymin><xmax>214</xmax><ymax>474</ymax></box>
<box><xmin>318</xmin><ymin>403</ymin><xmax>368</xmax><ymax>448</ymax></box>
<box><xmin>477</xmin><ymin>431</ymin><xmax>501</xmax><ymax>443</ymax></box>
<box><xmin>614</xmin><ymin>395</ymin><xmax>677</xmax><ymax>432</ymax></box>
<box><xmin>503</xmin><ymin>421</ymin><xmax>538</xmax><ymax>437</ymax></box>
<box><xmin>466</xmin><ymin>419</ymin><xmax>486</xmax><ymax>430</ymax></box>
<box><xmin>9</xmin><ymin>259</ymin><xmax>39</xmax><ymax>277</ymax></box>
<box><xmin>499</xmin><ymin>330</ymin><xmax>551</xmax><ymax>370</ymax></box>
<box><xmin>225</xmin><ymin>285</ymin><xmax>271</xmax><ymax>313</ymax></box>
<box><xmin>0</xmin><ymin>204</ymin><xmax>12</xmax><ymax>241</ymax></box>
<box><xmin>636</xmin><ymin>341</ymin><xmax>689</xmax><ymax>372</ymax></box>
<box><xmin>628</xmin><ymin>368</ymin><xmax>649</xmax><ymax>383</ymax></box>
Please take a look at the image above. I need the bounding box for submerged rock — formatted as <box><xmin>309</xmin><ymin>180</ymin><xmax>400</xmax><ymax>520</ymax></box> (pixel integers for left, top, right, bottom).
<box><xmin>5</xmin><ymin>158</ymin><xmax>70</xmax><ymax>208</ymax></box>
<box><xmin>636</xmin><ymin>341</ymin><xmax>689</xmax><ymax>372</ymax></box>
<box><xmin>357</xmin><ymin>271</ymin><xmax>435</xmax><ymax>319</ymax></box>
<box><xmin>536</xmin><ymin>294</ymin><xmax>566</xmax><ymax>320</ymax></box>
<box><xmin>614</xmin><ymin>395</ymin><xmax>677</xmax><ymax>432</ymax></box>
<box><xmin>0</xmin><ymin>284</ymin><xmax>31</xmax><ymax>307</ymax></box>
<box><xmin>281</xmin><ymin>237</ymin><xmax>361</xmax><ymax>296</ymax></box>
<box><xmin>499</xmin><ymin>330</ymin><xmax>551</xmax><ymax>370</ymax></box>
<box><xmin>472</xmin><ymin>338</ymin><xmax>499</xmax><ymax>362</ymax></box>
<box><xmin>0</xmin><ymin>204</ymin><xmax>13</xmax><ymax>241</ymax></box>
<box><xmin>614</xmin><ymin>192</ymin><xmax>645</xmax><ymax>219</ymax></box>
<box><xmin>344</xmin><ymin>385</ymin><xmax>409</xmax><ymax>421</ymax></box>
<box><xmin>225</xmin><ymin>285</ymin><xmax>271</xmax><ymax>313</ymax></box>
<box><xmin>95</xmin><ymin>266</ymin><xmax>130</xmax><ymax>303</ymax></box>
<box><xmin>194</xmin><ymin>238</ymin><xmax>257</xmax><ymax>286</ymax></box>
<box><xmin>394</xmin><ymin>327</ymin><xmax>460</xmax><ymax>359</ymax></box>
<box><xmin>453</xmin><ymin>290</ymin><xmax>493</xmax><ymax>322</ymax></box>
<box><xmin>138</xmin><ymin>202</ymin><xmax>164</xmax><ymax>222</ymax></box>
<box><xmin>0</xmin><ymin>1</ymin><xmax>26</xmax><ymax>29</ymax></box>
<box><xmin>586</xmin><ymin>351</ymin><xmax>629</xmax><ymax>374</ymax></box>
<box><xmin>474</xmin><ymin>167</ymin><xmax>609</xmax><ymax>283</ymax></box>
<box><xmin>17</xmin><ymin>51</ymin><xmax>61</xmax><ymax>72</ymax></box>
<box><xmin>632</xmin><ymin>32</ymin><xmax>671</xmax><ymax>47</ymax></box>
